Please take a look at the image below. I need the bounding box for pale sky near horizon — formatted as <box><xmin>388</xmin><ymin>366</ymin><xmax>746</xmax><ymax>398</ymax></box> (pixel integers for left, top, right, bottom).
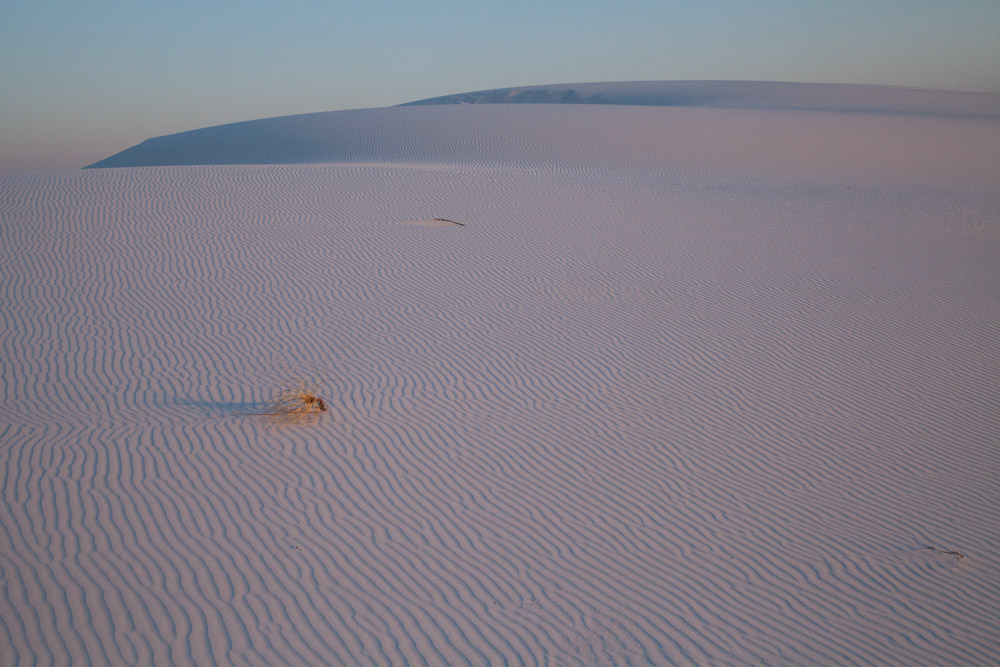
<box><xmin>2</xmin><ymin>0</ymin><xmax>998</xmax><ymax>172</ymax></box>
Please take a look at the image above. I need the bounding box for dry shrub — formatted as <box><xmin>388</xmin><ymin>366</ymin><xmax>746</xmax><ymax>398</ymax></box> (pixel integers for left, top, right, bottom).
<box><xmin>266</xmin><ymin>380</ymin><xmax>328</xmax><ymax>424</ymax></box>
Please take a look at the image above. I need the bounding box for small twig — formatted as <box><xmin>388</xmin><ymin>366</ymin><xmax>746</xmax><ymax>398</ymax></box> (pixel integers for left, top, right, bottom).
<box><xmin>434</xmin><ymin>217</ymin><xmax>465</xmax><ymax>226</ymax></box>
<box><xmin>924</xmin><ymin>546</ymin><xmax>965</xmax><ymax>560</ymax></box>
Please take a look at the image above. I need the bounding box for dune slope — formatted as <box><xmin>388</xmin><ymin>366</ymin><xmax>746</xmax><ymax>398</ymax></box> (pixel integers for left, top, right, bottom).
<box><xmin>3</xmin><ymin>84</ymin><xmax>1000</xmax><ymax>665</ymax></box>
<box><xmin>87</xmin><ymin>81</ymin><xmax>1000</xmax><ymax>174</ymax></box>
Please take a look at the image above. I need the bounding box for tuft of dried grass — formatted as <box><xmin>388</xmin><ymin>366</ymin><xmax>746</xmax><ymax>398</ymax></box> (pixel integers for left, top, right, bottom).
<box><xmin>265</xmin><ymin>380</ymin><xmax>328</xmax><ymax>424</ymax></box>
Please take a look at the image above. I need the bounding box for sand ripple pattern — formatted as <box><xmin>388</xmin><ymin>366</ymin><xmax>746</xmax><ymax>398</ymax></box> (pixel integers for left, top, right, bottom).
<box><xmin>3</xmin><ymin>130</ymin><xmax>1000</xmax><ymax>664</ymax></box>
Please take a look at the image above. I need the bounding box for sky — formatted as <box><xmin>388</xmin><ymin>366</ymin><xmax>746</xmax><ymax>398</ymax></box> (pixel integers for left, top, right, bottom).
<box><xmin>2</xmin><ymin>0</ymin><xmax>998</xmax><ymax>172</ymax></box>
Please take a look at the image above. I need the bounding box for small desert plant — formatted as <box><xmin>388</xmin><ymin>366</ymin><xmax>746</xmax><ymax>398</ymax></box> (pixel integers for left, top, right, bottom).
<box><xmin>264</xmin><ymin>380</ymin><xmax>328</xmax><ymax>424</ymax></box>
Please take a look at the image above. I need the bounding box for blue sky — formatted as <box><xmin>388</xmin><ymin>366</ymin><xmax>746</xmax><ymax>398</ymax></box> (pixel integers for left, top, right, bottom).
<box><xmin>2</xmin><ymin>0</ymin><xmax>998</xmax><ymax>172</ymax></box>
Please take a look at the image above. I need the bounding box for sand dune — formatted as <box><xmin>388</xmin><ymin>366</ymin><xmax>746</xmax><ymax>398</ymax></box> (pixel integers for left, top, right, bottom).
<box><xmin>3</xmin><ymin>82</ymin><xmax>1000</xmax><ymax>665</ymax></box>
<box><xmin>88</xmin><ymin>84</ymin><xmax>1000</xmax><ymax>192</ymax></box>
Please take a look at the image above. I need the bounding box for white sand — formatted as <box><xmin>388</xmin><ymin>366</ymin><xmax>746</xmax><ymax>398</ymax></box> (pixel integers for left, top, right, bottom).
<box><xmin>2</xmin><ymin>82</ymin><xmax>999</xmax><ymax>665</ymax></box>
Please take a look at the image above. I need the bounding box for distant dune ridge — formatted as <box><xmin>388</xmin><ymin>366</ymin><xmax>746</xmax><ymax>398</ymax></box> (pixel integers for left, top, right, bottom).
<box><xmin>4</xmin><ymin>82</ymin><xmax>1000</xmax><ymax>665</ymax></box>
<box><xmin>402</xmin><ymin>79</ymin><xmax>1000</xmax><ymax>116</ymax></box>
<box><xmin>84</xmin><ymin>82</ymin><xmax>1000</xmax><ymax>192</ymax></box>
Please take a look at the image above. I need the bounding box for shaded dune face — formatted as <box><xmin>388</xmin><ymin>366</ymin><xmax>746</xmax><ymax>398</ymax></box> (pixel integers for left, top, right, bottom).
<box><xmin>3</xmin><ymin>83</ymin><xmax>1000</xmax><ymax>665</ymax></box>
<box><xmin>88</xmin><ymin>82</ymin><xmax>1000</xmax><ymax>188</ymax></box>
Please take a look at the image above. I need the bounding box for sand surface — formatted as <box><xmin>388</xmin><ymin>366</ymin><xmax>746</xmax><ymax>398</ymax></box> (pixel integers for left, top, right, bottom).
<box><xmin>3</xmin><ymin>82</ymin><xmax>1000</xmax><ymax>665</ymax></box>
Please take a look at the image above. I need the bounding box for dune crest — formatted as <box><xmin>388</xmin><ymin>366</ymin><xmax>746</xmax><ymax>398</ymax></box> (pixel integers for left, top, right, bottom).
<box><xmin>403</xmin><ymin>79</ymin><xmax>1000</xmax><ymax>117</ymax></box>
